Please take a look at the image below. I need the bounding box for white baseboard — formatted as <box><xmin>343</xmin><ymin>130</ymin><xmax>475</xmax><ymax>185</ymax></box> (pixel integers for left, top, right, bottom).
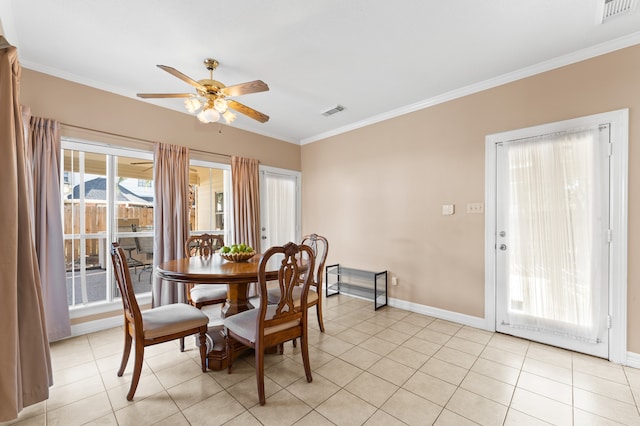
<box><xmin>388</xmin><ymin>297</ymin><xmax>487</xmax><ymax>330</ymax></box>
<box><xmin>626</xmin><ymin>352</ymin><xmax>640</xmax><ymax>369</ymax></box>
<box><xmin>70</xmin><ymin>315</ymin><xmax>122</xmax><ymax>336</ymax></box>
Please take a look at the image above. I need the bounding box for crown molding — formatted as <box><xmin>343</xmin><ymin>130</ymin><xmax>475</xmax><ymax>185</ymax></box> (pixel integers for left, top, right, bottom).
<box><xmin>301</xmin><ymin>31</ymin><xmax>640</xmax><ymax>145</ymax></box>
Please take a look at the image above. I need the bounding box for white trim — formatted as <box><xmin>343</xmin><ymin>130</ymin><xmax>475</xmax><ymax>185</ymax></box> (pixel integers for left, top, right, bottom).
<box><xmin>626</xmin><ymin>352</ymin><xmax>640</xmax><ymax>369</ymax></box>
<box><xmin>301</xmin><ymin>33</ymin><xmax>640</xmax><ymax>145</ymax></box>
<box><xmin>388</xmin><ymin>297</ymin><xmax>487</xmax><ymax>330</ymax></box>
<box><xmin>70</xmin><ymin>315</ymin><xmax>123</xmax><ymax>337</ymax></box>
<box><xmin>485</xmin><ymin>109</ymin><xmax>629</xmax><ymax>363</ymax></box>
<box><xmin>68</xmin><ymin>293</ymin><xmax>151</xmax><ymax>320</ymax></box>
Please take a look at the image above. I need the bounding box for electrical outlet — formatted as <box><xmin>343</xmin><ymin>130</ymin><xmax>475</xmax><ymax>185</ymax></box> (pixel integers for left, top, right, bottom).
<box><xmin>391</xmin><ymin>276</ymin><xmax>398</xmax><ymax>286</ymax></box>
<box><xmin>467</xmin><ymin>203</ymin><xmax>484</xmax><ymax>214</ymax></box>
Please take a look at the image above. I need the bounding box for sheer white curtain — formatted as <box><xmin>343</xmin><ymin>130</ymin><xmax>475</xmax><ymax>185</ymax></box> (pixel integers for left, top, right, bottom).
<box><xmin>503</xmin><ymin>127</ymin><xmax>608</xmax><ymax>342</ymax></box>
<box><xmin>263</xmin><ymin>172</ymin><xmax>296</xmax><ymax>247</ymax></box>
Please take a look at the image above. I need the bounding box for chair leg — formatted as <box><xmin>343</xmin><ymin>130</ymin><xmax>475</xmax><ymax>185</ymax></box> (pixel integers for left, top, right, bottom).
<box><xmin>117</xmin><ymin>331</ymin><xmax>132</xmax><ymax>377</ymax></box>
<box><xmin>300</xmin><ymin>331</ymin><xmax>313</xmax><ymax>383</ymax></box>
<box><xmin>316</xmin><ymin>302</ymin><xmax>325</xmax><ymax>332</ymax></box>
<box><xmin>255</xmin><ymin>343</ymin><xmax>266</xmax><ymax>405</ymax></box>
<box><xmin>198</xmin><ymin>330</ymin><xmax>207</xmax><ymax>372</ymax></box>
<box><xmin>179</xmin><ymin>336</ymin><xmax>185</xmax><ymax>352</ymax></box>
<box><xmin>126</xmin><ymin>340</ymin><xmax>145</xmax><ymax>401</ymax></box>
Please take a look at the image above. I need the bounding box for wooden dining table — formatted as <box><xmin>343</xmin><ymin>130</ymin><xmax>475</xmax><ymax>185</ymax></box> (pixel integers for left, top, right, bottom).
<box><xmin>155</xmin><ymin>253</ymin><xmax>291</xmax><ymax>370</ymax></box>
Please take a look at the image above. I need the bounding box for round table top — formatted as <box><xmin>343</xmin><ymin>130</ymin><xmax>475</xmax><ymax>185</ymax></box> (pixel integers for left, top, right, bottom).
<box><xmin>156</xmin><ymin>253</ymin><xmax>285</xmax><ymax>284</ymax></box>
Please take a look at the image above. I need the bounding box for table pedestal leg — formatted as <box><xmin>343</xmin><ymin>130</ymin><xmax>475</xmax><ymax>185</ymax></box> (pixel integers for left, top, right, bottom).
<box><xmin>221</xmin><ymin>282</ymin><xmax>252</xmax><ymax>318</ymax></box>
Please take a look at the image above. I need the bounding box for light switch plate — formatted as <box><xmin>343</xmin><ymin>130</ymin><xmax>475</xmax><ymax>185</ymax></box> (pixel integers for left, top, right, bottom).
<box><xmin>442</xmin><ymin>204</ymin><xmax>455</xmax><ymax>215</ymax></box>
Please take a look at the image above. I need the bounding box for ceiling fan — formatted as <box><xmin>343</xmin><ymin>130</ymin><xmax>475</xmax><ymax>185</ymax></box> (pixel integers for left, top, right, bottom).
<box><xmin>137</xmin><ymin>58</ymin><xmax>269</xmax><ymax>124</ymax></box>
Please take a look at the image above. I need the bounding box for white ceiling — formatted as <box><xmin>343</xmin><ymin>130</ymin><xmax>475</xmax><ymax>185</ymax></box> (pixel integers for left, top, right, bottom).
<box><xmin>2</xmin><ymin>0</ymin><xmax>640</xmax><ymax>144</ymax></box>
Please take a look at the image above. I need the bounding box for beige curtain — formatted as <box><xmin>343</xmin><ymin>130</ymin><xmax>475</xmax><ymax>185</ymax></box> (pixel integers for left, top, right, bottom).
<box><xmin>231</xmin><ymin>157</ymin><xmax>261</xmax><ymax>296</ymax></box>
<box><xmin>152</xmin><ymin>143</ymin><xmax>190</xmax><ymax>307</ymax></box>
<box><xmin>0</xmin><ymin>44</ymin><xmax>52</xmax><ymax>422</ymax></box>
<box><xmin>28</xmin><ymin>116</ymin><xmax>71</xmax><ymax>341</ymax></box>
<box><xmin>231</xmin><ymin>156</ymin><xmax>261</xmax><ymax>249</ymax></box>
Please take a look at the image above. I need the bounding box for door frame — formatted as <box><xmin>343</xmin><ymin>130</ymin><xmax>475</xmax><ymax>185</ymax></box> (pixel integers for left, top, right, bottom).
<box><xmin>258</xmin><ymin>165</ymin><xmax>302</xmax><ymax>251</ymax></box>
<box><xmin>484</xmin><ymin>109</ymin><xmax>628</xmax><ymax>364</ymax></box>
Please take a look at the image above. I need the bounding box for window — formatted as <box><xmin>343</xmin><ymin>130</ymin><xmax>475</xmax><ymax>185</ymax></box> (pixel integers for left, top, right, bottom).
<box><xmin>188</xmin><ymin>161</ymin><xmax>231</xmax><ymax>244</ymax></box>
<box><xmin>62</xmin><ymin>140</ymin><xmax>154</xmax><ymax>308</ymax></box>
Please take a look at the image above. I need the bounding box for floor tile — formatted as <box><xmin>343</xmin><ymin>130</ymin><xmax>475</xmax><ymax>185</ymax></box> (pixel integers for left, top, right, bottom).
<box><xmin>522</xmin><ymin>357</ymin><xmax>572</xmax><ymax>385</ymax></box>
<box><xmin>287</xmin><ymin>374</ymin><xmax>340</xmax><ymax>408</ymax></box>
<box><xmin>385</xmin><ymin>345</ymin><xmax>430</xmax><ymax>369</ymax></box>
<box><xmin>338</xmin><ymin>346</ymin><xmax>383</xmax><ymax>370</ymax></box>
<box><xmin>574</xmin><ymin>370</ymin><xmax>636</xmax><ymax>405</ymax></box>
<box><xmin>434</xmin><ymin>409</ymin><xmax>479</xmax><ymax>425</ymax></box>
<box><xmin>367</xmin><ymin>357</ymin><xmax>416</xmax><ymax>386</ymax></box>
<box><xmin>446</xmin><ymin>388</ymin><xmax>508</xmax><ymax>426</ymax></box>
<box><xmin>402</xmin><ymin>370</ymin><xmax>457</xmax><ymax>406</ymax></box>
<box><xmin>510</xmin><ymin>388</ymin><xmax>572</xmax><ymax>425</ymax></box>
<box><xmin>363</xmin><ymin>409</ymin><xmax>407</xmax><ymax>425</ymax></box>
<box><xmin>574</xmin><ymin>387</ymin><xmax>640</xmax><ymax>425</ymax></box>
<box><xmin>517</xmin><ymin>371</ymin><xmax>572</xmax><ymax>405</ymax></box>
<box><xmin>45</xmin><ymin>393</ymin><xmax>113</xmax><ymax>426</ymax></box>
<box><xmin>315</xmin><ymin>357</ymin><xmax>363</xmax><ymax>387</ymax></box>
<box><xmin>420</xmin><ymin>357</ymin><xmax>469</xmax><ymax>386</ymax></box>
<box><xmin>181</xmin><ymin>390</ymin><xmax>246</xmax><ymax>426</ymax></box>
<box><xmin>316</xmin><ymin>389</ymin><xmax>377</xmax><ymax>426</ymax></box>
<box><xmin>433</xmin><ymin>346</ymin><xmax>477</xmax><ymax>369</ymax></box>
<box><xmin>460</xmin><ymin>371</ymin><xmax>514</xmax><ymax>405</ymax></box>
<box><xmin>249</xmin><ymin>389</ymin><xmax>312</xmax><ymax>426</ymax></box>
<box><xmin>33</xmin><ymin>294</ymin><xmax>640</xmax><ymax>426</ymax></box>
<box><xmin>345</xmin><ymin>371</ymin><xmax>399</xmax><ymax>407</ymax></box>
<box><xmin>381</xmin><ymin>388</ymin><xmax>442</xmax><ymax>425</ymax></box>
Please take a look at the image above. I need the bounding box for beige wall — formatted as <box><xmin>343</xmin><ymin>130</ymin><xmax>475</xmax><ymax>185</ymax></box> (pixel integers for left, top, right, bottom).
<box><xmin>19</xmin><ymin>46</ymin><xmax>640</xmax><ymax>353</ymax></box>
<box><xmin>301</xmin><ymin>45</ymin><xmax>640</xmax><ymax>352</ymax></box>
<box><xmin>20</xmin><ymin>69</ymin><xmax>301</xmax><ymax>171</ymax></box>
<box><xmin>19</xmin><ymin>69</ymin><xmax>301</xmax><ymax>327</ymax></box>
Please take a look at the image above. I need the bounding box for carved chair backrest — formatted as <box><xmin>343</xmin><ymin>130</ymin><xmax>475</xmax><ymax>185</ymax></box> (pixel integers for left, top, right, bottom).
<box><xmin>184</xmin><ymin>234</ymin><xmax>224</xmax><ymax>258</ymax></box>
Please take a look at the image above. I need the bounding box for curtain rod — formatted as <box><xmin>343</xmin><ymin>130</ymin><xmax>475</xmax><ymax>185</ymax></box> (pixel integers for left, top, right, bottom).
<box><xmin>60</xmin><ymin>122</ymin><xmax>232</xmax><ymax>159</ymax></box>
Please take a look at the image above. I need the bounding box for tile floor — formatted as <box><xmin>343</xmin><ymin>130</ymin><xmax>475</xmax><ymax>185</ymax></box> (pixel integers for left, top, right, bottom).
<box><xmin>4</xmin><ymin>294</ymin><xmax>640</xmax><ymax>425</ymax></box>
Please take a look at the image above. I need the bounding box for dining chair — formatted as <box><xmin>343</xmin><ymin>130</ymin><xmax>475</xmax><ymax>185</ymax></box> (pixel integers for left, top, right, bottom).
<box><xmin>224</xmin><ymin>242</ymin><xmax>315</xmax><ymax>405</ymax></box>
<box><xmin>184</xmin><ymin>234</ymin><xmax>228</xmax><ymax>309</ymax></box>
<box><xmin>179</xmin><ymin>234</ymin><xmax>228</xmax><ymax>351</ymax></box>
<box><xmin>110</xmin><ymin>242</ymin><xmax>209</xmax><ymax>401</ymax></box>
<box><xmin>268</xmin><ymin>234</ymin><xmax>329</xmax><ymax>335</ymax></box>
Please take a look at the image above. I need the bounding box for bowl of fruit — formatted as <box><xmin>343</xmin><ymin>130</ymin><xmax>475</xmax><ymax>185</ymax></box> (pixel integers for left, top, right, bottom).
<box><xmin>219</xmin><ymin>243</ymin><xmax>256</xmax><ymax>262</ymax></box>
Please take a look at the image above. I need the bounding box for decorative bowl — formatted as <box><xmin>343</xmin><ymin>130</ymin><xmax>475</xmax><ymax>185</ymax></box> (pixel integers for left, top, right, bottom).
<box><xmin>220</xmin><ymin>251</ymin><xmax>256</xmax><ymax>262</ymax></box>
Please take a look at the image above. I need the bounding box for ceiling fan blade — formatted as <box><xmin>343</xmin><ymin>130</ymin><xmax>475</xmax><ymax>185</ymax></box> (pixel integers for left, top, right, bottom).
<box><xmin>157</xmin><ymin>65</ymin><xmax>206</xmax><ymax>92</ymax></box>
<box><xmin>227</xmin><ymin>100</ymin><xmax>270</xmax><ymax>123</ymax></box>
<box><xmin>221</xmin><ymin>80</ymin><xmax>269</xmax><ymax>97</ymax></box>
<box><xmin>137</xmin><ymin>93</ymin><xmax>195</xmax><ymax>99</ymax></box>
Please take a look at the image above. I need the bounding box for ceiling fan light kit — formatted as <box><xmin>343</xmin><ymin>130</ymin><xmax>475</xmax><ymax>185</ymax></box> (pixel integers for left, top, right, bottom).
<box><xmin>137</xmin><ymin>58</ymin><xmax>269</xmax><ymax>124</ymax></box>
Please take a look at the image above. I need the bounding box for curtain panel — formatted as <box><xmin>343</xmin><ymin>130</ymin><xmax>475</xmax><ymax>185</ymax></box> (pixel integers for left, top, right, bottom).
<box><xmin>152</xmin><ymin>143</ymin><xmax>191</xmax><ymax>307</ymax></box>
<box><xmin>0</xmin><ymin>44</ymin><xmax>52</xmax><ymax>422</ymax></box>
<box><xmin>231</xmin><ymin>156</ymin><xmax>261</xmax><ymax>250</ymax></box>
<box><xmin>231</xmin><ymin>157</ymin><xmax>261</xmax><ymax>297</ymax></box>
<box><xmin>27</xmin><ymin>116</ymin><xmax>71</xmax><ymax>341</ymax></box>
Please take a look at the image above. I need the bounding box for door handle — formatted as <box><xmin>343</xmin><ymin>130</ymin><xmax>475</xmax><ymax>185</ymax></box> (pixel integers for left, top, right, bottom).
<box><xmin>261</xmin><ymin>236</ymin><xmax>267</xmax><ymax>240</ymax></box>
<box><xmin>499</xmin><ymin>244</ymin><xmax>507</xmax><ymax>251</ymax></box>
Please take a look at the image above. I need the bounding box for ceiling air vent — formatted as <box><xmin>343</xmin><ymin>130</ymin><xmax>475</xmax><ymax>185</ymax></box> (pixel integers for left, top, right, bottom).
<box><xmin>602</xmin><ymin>0</ymin><xmax>637</xmax><ymax>22</ymax></box>
<box><xmin>322</xmin><ymin>105</ymin><xmax>345</xmax><ymax>117</ymax></box>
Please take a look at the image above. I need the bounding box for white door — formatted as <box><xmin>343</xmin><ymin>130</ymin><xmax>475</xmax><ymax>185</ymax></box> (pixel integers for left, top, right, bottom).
<box><xmin>259</xmin><ymin>167</ymin><xmax>301</xmax><ymax>252</ymax></box>
<box><xmin>495</xmin><ymin>124</ymin><xmax>610</xmax><ymax>358</ymax></box>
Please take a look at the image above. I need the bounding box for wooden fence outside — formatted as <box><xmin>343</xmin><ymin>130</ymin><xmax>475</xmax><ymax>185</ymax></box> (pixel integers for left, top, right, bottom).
<box><xmin>64</xmin><ymin>201</ymin><xmax>153</xmax><ymax>269</ymax></box>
